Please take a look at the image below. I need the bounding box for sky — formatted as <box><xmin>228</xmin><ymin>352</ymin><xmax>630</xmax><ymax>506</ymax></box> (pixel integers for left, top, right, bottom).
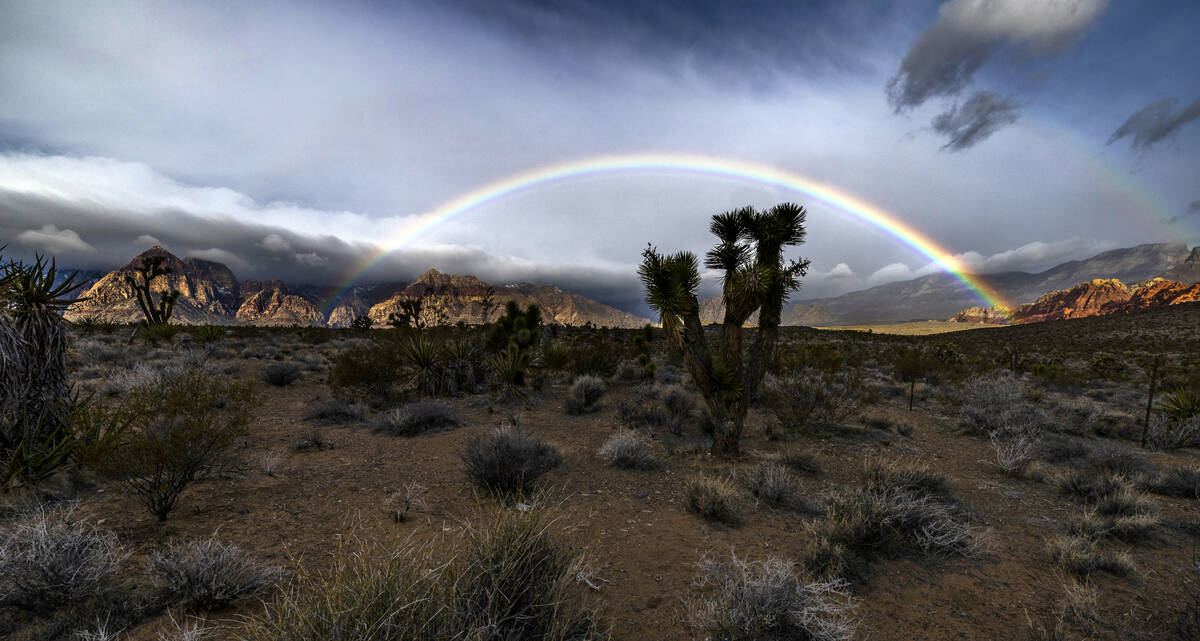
<box><xmin>1</xmin><ymin>0</ymin><xmax>1198</xmax><ymax>315</ymax></box>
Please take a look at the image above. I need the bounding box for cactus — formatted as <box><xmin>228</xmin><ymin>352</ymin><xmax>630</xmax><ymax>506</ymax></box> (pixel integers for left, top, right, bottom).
<box><xmin>638</xmin><ymin>203</ymin><xmax>810</xmax><ymax>457</ymax></box>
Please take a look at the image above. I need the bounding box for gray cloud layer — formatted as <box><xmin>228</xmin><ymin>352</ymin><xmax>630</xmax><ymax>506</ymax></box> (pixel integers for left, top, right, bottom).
<box><xmin>888</xmin><ymin>0</ymin><xmax>1107</xmax><ymax>110</ymax></box>
<box><xmin>1108</xmin><ymin>97</ymin><xmax>1200</xmax><ymax>152</ymax></box>
<box><xmin>889</xmin><ymin>0</ymin><xmax>1107</xmax><ymax>150</ymax></box>
<box><xmin>931</xmin><ymin>91</ymin><xmax>1020</xmax><ymax>150</ymax></box>
<box><xmin>0</xmin><ymin>190</ymin><xmax>651</xmax><ymax>314</ymax></box>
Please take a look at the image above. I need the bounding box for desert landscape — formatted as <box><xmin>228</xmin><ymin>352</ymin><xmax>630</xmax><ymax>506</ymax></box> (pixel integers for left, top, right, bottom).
<box><xmin>3</xmin><ymin>2</ymin><xmax>1200</xmax><ymax>640</ymax></box>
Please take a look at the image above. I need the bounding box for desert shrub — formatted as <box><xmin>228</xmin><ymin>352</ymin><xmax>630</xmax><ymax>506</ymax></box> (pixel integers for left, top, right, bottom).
<box><xmin>1146</xmin><ymin>412</ymin><xmax>1200</xmax><ymax>450</ymax></box>
<box><xmin>375</xmin><ymin>400</ymin><xmax>459</xmax><ymax>437</ymax></box>
<box><xmin>150</xmin><ymin>533</ymin><xmax>280</xmax><ymax>610</ymax></box>
<box><xmin>617</xmin><ymin>383</ymin><xmax>694</xmax><ymax>435</ymax></box>
<box><xmin>462</xmin><ymin>424</ymin><xmax>563</xmax><ymax>494</ymax></box>
<box><xmin>1084</xmin><ymin>446</ymin><xmax>1153</xmax><ymax>479</ymax></box>
<box><xmin>1055</xmin><ymin>469</ymin><xmax>1129</xmax><ymax>504</ymax></box>
<box><xmin>763</xmin><ymin>369</ymin><xmax>863</xmax><ymax>430</ymax></box>
<box><xmin>327</xmin><ymin>342</ymin><xmax>400</xmax><ymax>399</ymax></box>
<box><xmin>802</xmin><ymin>459</ymin><xmax>975</xmax><ymax>579</ymax></box>
<box><xmin>776</xmin><ymin>447</ymin><xmax>822</xmax><ymax>477</ymax></box>
<box><xmin>1047</xmin><ymin>535</ymin><xmax>1133</xmax><ymax>577</ymax></box>
<box><xmin>597</xmin><ymin>430</ymin><xmax>659</xmax><ymax>470</ymax></box>
<box><xmin>565</xmin><ymin>376</ymin><xmax>606</xmax><ymax>415</ymax></box>
<box><xmin>957</xmin><ymin>373</ymin><xmax>1047</xmax><ymax>436</ymax></box>
<box><xmin>687</xmin><ymin>552</ymin><xmax>856</xmax><ymax>641</ymax></box>
<box><xmin>990</xmin><ymin>432</ymin><xmax>1037</xmax><ymax>475</ymax></box>
<box><xmin>1036</xmin><ymin>433</ymin><xmax>1093</xmax><ymax>464</ymax></box>
<box><xmin>861</xmin><ymin>458</ymin><xmax>953</xmax><ymax>502</ymax></box>
<box><xmin>302</xmin><ymin>398</ymin><xmax>365</xmax><ymax>425</ymax></box>
<box><xmin>684</xmin><ymin>476</ymin><xmax>740</xmax><ymax>526</ymax></box>
<box><xmin>743</xmin><ymin>463</ymin><xmax>820</xmax><ymax>514</ymax></box>
<box><xmin>293</xmin><ymin>429</ymin><xmax>334</xmax><ymax>452</ymax></box>
<box><xmin>98</xmin><ymin>372</ymin><xmax>258</xmax><ymax>521</ymax></box>
<box><xmin>0</xmin><ymin>505</ymin><xmax>125</xmax><ymax>613</ymax></box>
<box><xmin>262</xmin><ymin>362</ymin><xmax>302</xmax><ymax>387</ymax></box>
<box><xmin>562</xmin><ymin>341</ymin><xmax>617</xmax><ymax>378</ymax></box>
<box><xmin>1144</xmin><ymin>466</ymin><xmax>1200</xmax><ymax>500</ymax></box>
<box><xmin>1068</xmin><ymin>509</ymin><xmax>1159</xmax><ymax>543</ymax></box>
<box><xmin>238</xmin><ymin>509</ymin><xmax>606</xmax><ymax>641</ymax></box>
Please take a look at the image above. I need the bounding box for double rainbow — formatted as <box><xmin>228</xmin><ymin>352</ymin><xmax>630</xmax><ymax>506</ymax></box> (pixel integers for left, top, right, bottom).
<box><xmin>326</xmin><ymin>153</ymin><xmax>1013</xmax><ymax>314</ymax></box>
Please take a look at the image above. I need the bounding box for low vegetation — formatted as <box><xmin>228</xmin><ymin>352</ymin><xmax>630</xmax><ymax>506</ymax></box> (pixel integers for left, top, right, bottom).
<box><xmin>462</xmin><ymin>423</ymin><xmax>563</xmax><ymax>495</ymax></box>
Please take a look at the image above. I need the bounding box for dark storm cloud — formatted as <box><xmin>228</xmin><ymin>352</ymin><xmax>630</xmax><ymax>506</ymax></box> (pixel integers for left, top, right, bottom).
<box><xmin>887</xmin><ymin>0</ymin><xmax>1107</xmax><ymax>111</ymax></box>
<box><xmin>0</xmin><ymin>190</ymin><xmax>648</xmax><ymax>315</ymax></box>
<box><xmin>1108</xmin><ymin>97</ymin><xmax>1200</xmax><ymax>152</ymax></box>
<box><xmin>1168</xmin><ymin>200</ymin><xmax>1200</xmax><ymax>225</ymax></box>
<box><xmin>931</xmin><ymin>91</ymin><xmax>1020</xmax><ymax>150</ymax></box>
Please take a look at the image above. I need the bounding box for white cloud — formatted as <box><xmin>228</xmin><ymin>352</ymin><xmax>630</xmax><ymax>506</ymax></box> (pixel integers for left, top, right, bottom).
<box><xmin>867</xmin><ymin>262</ymin><xmax>917</xmax><ymax>286</ymax></box>
<box><xmin>133</xmin><ymin>234</ymin><xmax>161</xmax><ymax>246</ymax></box>
<box><xmin>15</xmin><ymin>224</ymin><xmax>95</xmax><ymax>254</ymax></box>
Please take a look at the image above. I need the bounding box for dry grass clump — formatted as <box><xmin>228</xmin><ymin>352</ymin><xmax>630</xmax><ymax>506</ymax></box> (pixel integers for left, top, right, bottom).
<box><xmin>1046</xmin><ymin>535</ymin><xmax>1133</xmax><ymax>577</ymax></box>
<box><xmin>1143</xmin><ymin>466</ymin><xmax>1200</xmax><ymax>500</ymax></box>
<box><xmin>684</xmin><ymin>475</ymin><xmax>741</xmax><ymax>526</ymax></box>
<box><xmin>0</xmin><ymin>505</ymin><xmax>126</xmax><ymax>613</ymax></box>
<box><xmin>237</xmin><ymin>509</ymin><xmax>607</xmax><ymax>641</ymax></box>
<box><xmin>374</xmin><ymin>400</ymin><xmax>460</xmax><ymax>437</ymax></box>
<box><xmin>1146</xmin><ymin>413</ymin><xmax>1200</xmax><ymax>450</ymax></box>
<box><xmin>801</xmin><ymin>459</ymin><xmax>976</xmax><ymax>580</ymax></box>
<box><xmin>687</xmin><ymin>552</ymin><xmax>857</xmax><ymax>641</ymax></box>
<box><xmin>302</xmin><ymin>398</ymin><xmax>366</xmax><ymax>425</ymax></box>
<box><xmin>150</xmin><ymin>533</ymin><xmax>281</xmax><ymax>610</ymax></box>
<box><xmin>565</xmin><ymin>376</ymin><xmax>606</xmax><ymax>415</ymax></box>
<box><xmin>776</xmin><ymin>447</ymin><xmax>823</xmax><ymax>477</ymax></box>
<box><xmin>597</xmin><ymin>430</ymin><xmax>659</xmax><ymax>470</ymax></box>
<box><xmin>743</xmin><ymin>463</ymin><xmax>822</xmax><ymax>514</ymax></box>
<box><xmin>462</xmin><ymin>424</ymin><xmax>563</xmax><ymax>495</ymax></box>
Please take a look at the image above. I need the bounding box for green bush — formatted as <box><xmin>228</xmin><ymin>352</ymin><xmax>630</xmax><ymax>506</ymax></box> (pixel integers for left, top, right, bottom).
<box><xmin>98</xmin><ymin>372</ymin><xmax>258</xmax><ymax>521</ymax></box>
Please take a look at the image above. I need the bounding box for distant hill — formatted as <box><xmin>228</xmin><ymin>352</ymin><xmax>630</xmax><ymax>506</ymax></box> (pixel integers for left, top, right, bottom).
<box><xmin>63</xmin><ymin>247</ymin><xmax>651</xmax><ymax>328</ymax></box>
<box><xmin>702</xmin><ymin>242</ymin><xmax>1194</xmax><ymax>325</ymax></box>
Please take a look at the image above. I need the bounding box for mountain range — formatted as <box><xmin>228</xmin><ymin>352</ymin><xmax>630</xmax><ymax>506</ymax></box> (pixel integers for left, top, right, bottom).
<box><xmin>55</xmin><ymin>241</ymin><xmax>1200</xmax><ymax>329</ymax></box>
<box><xmin>62</xmin><ymin>247</ymin><xmax>651</xmax><ymax>328</ymax></box>
<box><xmin>701</xmin><ymin>242</ymin><xmax>1199</xmax><ymax>326</ymax></box>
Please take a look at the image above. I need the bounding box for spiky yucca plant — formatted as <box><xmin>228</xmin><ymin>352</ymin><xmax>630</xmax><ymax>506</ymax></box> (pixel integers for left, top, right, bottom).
<box><xmin>1</xmin><ymin>250</ymin><xmax>83</xmax><ymax>455</ymax></box>
<box><xmin>639</xmin><ymin>204</ymin><xmax>810</xmax><ymax>456</ymax></box>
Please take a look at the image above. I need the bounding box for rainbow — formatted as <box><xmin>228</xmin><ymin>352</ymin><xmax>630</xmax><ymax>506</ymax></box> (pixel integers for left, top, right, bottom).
<box><xmin>325</xmin><ymin>153</ymin><xmax>1014</xmax><ymax>313</ymax></box>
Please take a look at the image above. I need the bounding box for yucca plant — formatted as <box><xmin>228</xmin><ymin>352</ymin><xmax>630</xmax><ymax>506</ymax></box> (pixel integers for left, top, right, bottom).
<box><xmin>490</xmin><ymin>344</ymin><xmax>533</xmax><ymax>389</ymax></box>
<box><xmin>401</xmin><ymin>334</ymin><xmax>446</xmax><ymax>396</ymax></box>
<box><xmin>192</xmin><ymin>324</ymin><xmax>226</xmax><ymax>343</ymax></box>
<box><xmin>1158</xmin><ymin>387</ymin><xmax>1200</xmax><ymax>421</ymax></box>
<box><xmin>2</xmin><ymin>250</ymin><xmax>84</xmax><ymax>476</ymax></box>
<box><xmin>638</xmin><ymin>204</ymin><xmax>810</xmax><ymax>456</ymax></box>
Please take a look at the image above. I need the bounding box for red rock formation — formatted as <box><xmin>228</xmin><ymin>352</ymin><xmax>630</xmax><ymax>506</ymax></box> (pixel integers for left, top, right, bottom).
<box><xmin>947</xmin><ymin>306</ymin><xmax>1011</xmax><ymax>324</ymax></box>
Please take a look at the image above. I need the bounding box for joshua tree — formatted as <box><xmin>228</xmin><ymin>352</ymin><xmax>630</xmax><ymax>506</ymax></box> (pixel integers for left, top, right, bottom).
<box><xmin>125</xmin><ymin>254</ymin><xmax>179</xmax><ymax>327</ymax></box>
<box><xmin>639</xmin><ymin>203</ymin><xmax>810</xmax><ymax>457</ymax></box>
